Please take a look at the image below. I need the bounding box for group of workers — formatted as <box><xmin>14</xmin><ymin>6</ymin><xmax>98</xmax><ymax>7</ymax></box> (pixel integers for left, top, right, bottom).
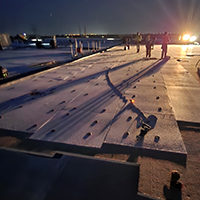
<box><xmin>131</xmin><ymin>31</ymin><xmax>170</xmax><ymax>59</ymax></box>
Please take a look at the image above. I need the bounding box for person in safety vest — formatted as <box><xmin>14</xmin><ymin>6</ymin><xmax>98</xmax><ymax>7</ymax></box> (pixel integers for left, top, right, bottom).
<box><xmin>135</xmin><ymin>32</ymin><xmax>142</xmax><ymax>53</ymax></box>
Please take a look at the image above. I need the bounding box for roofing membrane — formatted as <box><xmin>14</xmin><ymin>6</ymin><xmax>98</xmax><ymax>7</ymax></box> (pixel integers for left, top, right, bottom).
<box><xmin>1</xmin><ymin>45</ymin><xmax>200</xmax><ymax>154</ymax></box>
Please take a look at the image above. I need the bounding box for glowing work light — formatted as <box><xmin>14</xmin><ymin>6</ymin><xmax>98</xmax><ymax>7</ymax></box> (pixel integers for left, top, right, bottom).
<box><xmin>182</xmin><ymin>34</ymin><xmax>190</xmax><ymax>41</ymax></box>
<box><xmin>189</xmin><ymin>36</ymin><xmax>197</xmax><ymax>42</ymax></box>
<box><xmin>130</xmin><ymin>99</ymin><xmax>135</xmax><ymax>104</ymax></box>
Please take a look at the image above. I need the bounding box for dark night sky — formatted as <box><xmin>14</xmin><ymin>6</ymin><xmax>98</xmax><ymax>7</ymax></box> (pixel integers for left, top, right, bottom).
<box><xmin>1</xmin><ymin>0</ymin><xmax>200</xmax><ymax>36</ymax></box>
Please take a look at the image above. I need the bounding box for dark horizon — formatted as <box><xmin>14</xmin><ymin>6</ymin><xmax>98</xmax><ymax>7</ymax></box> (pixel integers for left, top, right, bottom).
<box><xmin>9</xmin><ymin>32</ymin><xmax>182</xmax><ymax>38</ymax></box>
<box><xmin>1</xmin><ymin>0</ymin><xmax>200</xmax><ymax>36</ymax></box>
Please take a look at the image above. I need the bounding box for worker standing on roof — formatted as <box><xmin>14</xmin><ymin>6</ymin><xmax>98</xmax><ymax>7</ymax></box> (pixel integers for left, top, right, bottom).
<box><xmin>145</xmin><ymin>35</ymin><xmax>152</xmax><ymax>58</ymax></box>
<box><xmin>145</xmin><ymin>35</ymin><xmax>156</xmax><ymax>58</ymax></box>
<box><xmin>135</xmin><ymin>32</ymin><xmax>142</xmax><ymax>53</ymax></box>
<box><xmin>161</xmin><ymin>31</ymin><xmax>170</xmax><ymax>59</ymax></box>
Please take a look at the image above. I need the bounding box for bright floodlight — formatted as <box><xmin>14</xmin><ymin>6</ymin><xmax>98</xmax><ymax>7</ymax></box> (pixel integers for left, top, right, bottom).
<box><xmin>182</xmin><ymin>34</ymin><xmax>190</xmax><ymax>41</ymax></box>
<box><xmin>190</xmin><ymin>36</ymin><xmax>197</xmax><ymax>42</ymax></box>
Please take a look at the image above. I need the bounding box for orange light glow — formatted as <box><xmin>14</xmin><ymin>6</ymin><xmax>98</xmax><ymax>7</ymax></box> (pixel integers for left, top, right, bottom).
<box><xmin>130</xmin><ymin>99</ymin><xmax>135</xmax><ymax>104</ymax></box>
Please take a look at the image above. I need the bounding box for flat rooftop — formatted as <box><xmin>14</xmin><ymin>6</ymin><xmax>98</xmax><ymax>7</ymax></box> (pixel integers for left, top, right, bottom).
<box><xmin>1</xmin><ymin>44</ymin><xmax>200</xmax><ymax>158</ymax></box>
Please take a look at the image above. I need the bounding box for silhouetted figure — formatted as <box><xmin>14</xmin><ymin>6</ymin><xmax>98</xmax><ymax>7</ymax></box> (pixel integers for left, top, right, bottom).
<box><xmin>145</xmin><ymin>35</ymin><xmax>154</xmax><ymax>58</ymax></box>
<box><xmin>36</xmin><ymin>41</ymin><xmax>43</xmax><ymax>49</ymax></box>
<box><xmin>50</xmin><ymin>35</ymin><xmax>57</xmax><ymax>49</ymax></box>
<box><xmin>161</xmin><ymin>31</ymin><xmax>170</xmax><ymax>59</ymax></box>
<box><xmin>124</xmin><ymin>38</ymin><xmax>130</xmax><ymax>50</ymax></box>
<box><xmin>135</xmin><ymin>32</ymin><xmax>142</xmax><ymax>53</ymax></box>
<box><xmin>50</xmin><ymin>40</ymin><xmax>56</xmax><ymax>48</ymax></box>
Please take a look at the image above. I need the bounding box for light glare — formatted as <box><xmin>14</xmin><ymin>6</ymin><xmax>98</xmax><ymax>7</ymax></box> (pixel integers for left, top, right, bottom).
<box><xmin>182</xmin><ymin>34</ymin><xmax>190</xmax><ymax>41</ymax></box>
<box><xmin>31</xmin><ymin>39</ymin><xmax>42</xmax><ymax>41</ymax></box>
<box><xmin>182</xmin><ymin>46</ymin><xmax>187</xmax><ymax>51</ymax></box>
<box><xmin>189</xmin><ymin>36</ymin><xmax>197</xmax><ymax>42</ymax></box>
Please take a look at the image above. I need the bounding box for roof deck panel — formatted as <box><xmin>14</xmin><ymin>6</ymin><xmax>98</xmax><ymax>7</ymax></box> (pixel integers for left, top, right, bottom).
<box><xmin>105</xmin><ymin>111</ymin><xmax>187</xmax><ymax>154</ymax></box>
<box><xmin>1</xmin><ymin>45</ymin><xmax>199</xmax><ymax>153</ymax></box>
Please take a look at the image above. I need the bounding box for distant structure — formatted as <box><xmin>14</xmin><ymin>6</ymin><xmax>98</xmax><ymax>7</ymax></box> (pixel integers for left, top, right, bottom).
<box><xmin>79</xmin><ymin>25</ymin><xmax>82</xmax><ymax>35</ymax></box>
<box><xmin>84</xmin><ymin>26</ymin><xmax>87</xmax><ymax>36</ymax></box>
